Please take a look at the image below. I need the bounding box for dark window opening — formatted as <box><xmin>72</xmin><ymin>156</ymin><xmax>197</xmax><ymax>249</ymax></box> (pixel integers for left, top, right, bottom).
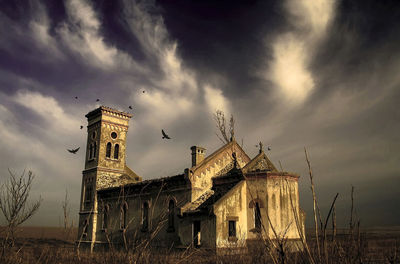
<box><xmin>255</xmin><ymin>202</ymin><xmax>261</xmax><ymax>230</ymax></box>
<box><xmin>111</xmin><ymin>132</ymin><xmax>117</xmax><ymax>139</ymax></box>
<box><xmin>193</xmin><ymin>220</ymin><xmax>201</xmax><ymax>247</ymax></box>
<box><xmin>142</xmin><ymin>202</ymin><xmax>149</xmax><ymax>231</ymax></box>
<box><xmin>114</xmin><ymin>144</ymin><xmax>119</xmax><ymax>159</ymax></box>
<box><xmin>168</xmin><ymin>199</ymin><xmax>175</xmax><ymax>231</ymax></box>
<box><xmin>89</xmin><ymin>144</ymin><xmax>93</xmax><ymax>159</ymax></box>
<box><xmin>103</xmin><ymin>204</ymin><xmax>109</xmax><ymax>230</ymax></box>
<box><xmin>120</xmin><ymin>203</ymin><xmax>128</xmax><ymax>229</ymax></box>
<box><xmin>85</xmin><ymin>185</ymin><xmax>92</xmax><ymax>202</ymax></box>
<box><xmin>93</xmin><ymin>142</ymin><xmax>97</xmax><ymax>158</ymax></box>
<box><xmin>229</xmin><ymin>220</ymin><xmax>236</xmax><ymax>237</ymax></box>
<box><xmin>106</xmin><ymin>142</ymin><xmax>111</xmax><ymax>158</ymax></box>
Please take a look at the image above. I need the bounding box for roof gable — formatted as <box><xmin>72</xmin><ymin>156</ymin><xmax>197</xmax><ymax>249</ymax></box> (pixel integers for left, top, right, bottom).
<box><xmin>191</xmin><ymin>140</ymin><xmax>251</xmax><ymax>173</ymax></box>
<box><xmin>242</xmin><ymin>151</ymin><xmax>278</xmax><ymax>173</ymax></box>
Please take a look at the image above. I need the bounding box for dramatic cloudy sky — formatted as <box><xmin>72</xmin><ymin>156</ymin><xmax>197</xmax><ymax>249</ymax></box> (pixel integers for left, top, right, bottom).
<box><xmin>0</xmin><ymin>0</ymin><xmax>399</xmax><ymax>227</ymax></box>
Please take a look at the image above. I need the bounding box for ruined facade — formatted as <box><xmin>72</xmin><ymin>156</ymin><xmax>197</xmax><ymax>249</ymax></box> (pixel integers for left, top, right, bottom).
<box><xmin>78</xmin><ymin>106</ymin><xmax>305</xmax><ymax>251</ymax></box>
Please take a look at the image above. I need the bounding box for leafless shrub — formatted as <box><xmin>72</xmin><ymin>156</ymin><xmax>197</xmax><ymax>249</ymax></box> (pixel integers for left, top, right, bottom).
<box><xmin>0</xmin><ymin>169</ymin><xmax>42</xmax><ymax>256</ymax></box>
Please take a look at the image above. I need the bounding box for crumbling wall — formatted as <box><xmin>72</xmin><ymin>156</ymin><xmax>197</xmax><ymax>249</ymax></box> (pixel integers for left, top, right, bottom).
<box><xmin>214</xmin><ymin>181</ymin><xmax>248</xmax><ymax>248</ymax></box>
<box><xmin>246</xmin><ymin>174</ymin><xmax>302</xmax><ymax>241</ymax></box>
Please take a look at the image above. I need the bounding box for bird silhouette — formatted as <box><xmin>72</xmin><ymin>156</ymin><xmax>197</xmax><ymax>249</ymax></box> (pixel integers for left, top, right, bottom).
<box><xmin>80</xmin><ymin>125</ymin><xmax>83</xmax><ymax>129</ymax></box>
<box><xmin>74</xmin><ymin>96</ymin><xmax>78</xmax><ymax>99</ymax></box>
<box><xmin>267</xmin><ymin>146</ymin><xmax>271</xmax><ymax>151</ymax></box>
<box><xmin>128</xmin><ymin>106</ymin><xmax>133</xmax><ymax>109</ymax></box>
<box><xmin>142</xmin><ymin>90</ymin><xmax>145</xmax><ymax>93</ymax></box>
<box><xmin>161</xmin><ymin>129</ymin><xmax>171</xmax><ymax>139</ymax></box>
<box><xmin>96</xmin><ymin>99</ymin><xmax>100</xmax><ymax>102</ymax></box>
<box><xmin>67</xmin><ymin>147</ymin><xmax>80</xmax><ymax>154</ymax></box>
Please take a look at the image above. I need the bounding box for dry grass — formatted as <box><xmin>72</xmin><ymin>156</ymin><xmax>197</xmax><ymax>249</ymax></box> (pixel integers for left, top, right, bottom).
<box><xmin>0</xmin><ymin>226</ymin><xmax>399</xmax><ymax>264</ymax></box>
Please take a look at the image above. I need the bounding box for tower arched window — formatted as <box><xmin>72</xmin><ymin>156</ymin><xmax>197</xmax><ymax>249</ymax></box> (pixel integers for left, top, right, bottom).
<box><xmin>120</xmin><ymin>202</ymin><xmax>128</xmax><ymax>229</ymax></box>
<box><xmin>142</xmin><ymin>202</ymin><xmax>149</xmax><ymax>231</ymax></box>
<box><xmin>106</xmin><ymin>142</ymin><xmax>111</xmax><ymax>158</ymax></box>
<box><xmin>114</xmin><ymin>144</ymin><xmax>119</xmax><ymax>159</ymax></box>
<box><xmin>255</xmin><ymin>202</ymin><xmax>261</xmax><ymax>230</ymax></box>
<box><xmin>168</xmin><ymin>199</ymin><xmax>175</xmax><ymax>232</ymax></box>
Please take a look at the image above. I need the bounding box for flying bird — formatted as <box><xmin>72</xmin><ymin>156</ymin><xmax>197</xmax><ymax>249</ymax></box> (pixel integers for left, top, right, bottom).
<box><xmin>74</xmin><ymin>96</ymin><xmax>78</xmax><ymax>99</ymax></box>
<box><xmin>161</xmin><ymin>129</ymin><xmax>171</xmax><ymax>139</ymax></box>
<box><xmin>267</xmin><ymin>146</ymin><xmax>271</xmax><ymax>151</ymax></box>
<box><xmin>142</xmin><ymin>90</ymin><xmax>145</xmax><ymax>93</ymax></box>
<box><xmin>128</xmin><ymin>106</ymin><xmax>133</xmax><ymax>109</ymax></box>
<box><xmin>96</xmin><ymin>99</ymin><xmax>100</xmax><ymax>102</ymax></box>
<box><xmin>80</xmin><ymin>125</ymin><xmax>83</xmax><ymax>129</ymax></box>
<box><xmin>67</xmin><ymin>147</ymin><xmax>80</xmax><ymax>154</ymax></box>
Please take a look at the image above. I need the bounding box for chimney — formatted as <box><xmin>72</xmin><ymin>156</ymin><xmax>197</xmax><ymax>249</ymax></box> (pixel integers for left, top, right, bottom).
<box><xmin>191</xmin><ymin>146</ymin><xmax>206</xmax><ymax>167</ymax></box>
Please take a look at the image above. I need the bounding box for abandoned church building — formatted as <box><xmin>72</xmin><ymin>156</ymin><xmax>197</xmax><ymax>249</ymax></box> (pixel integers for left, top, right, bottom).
<box><xmin>78</xmin><ymin>106</ymin><xmax>305</xmax><ymax>251</ymax></box>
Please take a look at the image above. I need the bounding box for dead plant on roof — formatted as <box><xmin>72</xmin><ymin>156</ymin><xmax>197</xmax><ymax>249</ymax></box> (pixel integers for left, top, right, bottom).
<box><xmin>214</xmin><ymin>110</ymin><xmax>235</xmax><ymax>144</ymax></box>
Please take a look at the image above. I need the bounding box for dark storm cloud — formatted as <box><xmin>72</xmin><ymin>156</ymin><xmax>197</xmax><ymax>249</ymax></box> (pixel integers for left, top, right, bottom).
<box><xmin>155</xmin><ymin>0</ymin><xmax>286</xmax><ymax>97</ymax></box>
<box><xmin>0</xmin><ymin>0</ymin><xmax>399</xmax><ymax>227</ymax></box>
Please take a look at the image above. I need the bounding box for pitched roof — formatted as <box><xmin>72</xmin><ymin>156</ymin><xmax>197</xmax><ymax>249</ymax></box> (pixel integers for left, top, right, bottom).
<box><xmin>98</xmin><ymin>173</ymin><xmax>189</xmax><ymax>198</ymax></box>
<box><xmin>180</xmin><ymin>190</ymin><xmax>215</xmax><ymax>213</ymax></box>
<box><xmin>124</xmin><ymin>164</ymin><xmax>142</xmax><ymax>182</ymax></box>
<box><xmin>242</xmin><ymin>150</ymin><xmax>278</xmax><ymax>173</ymax></box>
<box><xmin>181</xmin><ymin>168</ymin><xmax>244</xmax><ymax>214</ymax></box>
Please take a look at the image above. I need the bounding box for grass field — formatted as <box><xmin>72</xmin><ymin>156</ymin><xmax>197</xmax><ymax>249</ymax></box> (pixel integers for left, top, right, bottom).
<box><xmin>1</xmin><ymin>226</ymin><xmax>399</xmax><ymax>263</ymax></box>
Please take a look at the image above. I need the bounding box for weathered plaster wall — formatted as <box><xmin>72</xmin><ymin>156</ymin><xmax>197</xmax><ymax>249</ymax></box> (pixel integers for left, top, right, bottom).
<box><xmin>214</xmin><ymin>181</ymin><xmax>248</xmax><ymax>248</ymax></box>
<box><xmin>246</xmin><ymin>177</ymin><xmax>269</xmax><ymax>240</ymax></box>
<box><xmin>266</xmin><ymin>176</ymin><xmax>300</xmax><ymax>239</ymax></box>
<box><xmin>246</xmin><ymin>175</ymin><xmax>301</xmax><ymax>241</ymax></box>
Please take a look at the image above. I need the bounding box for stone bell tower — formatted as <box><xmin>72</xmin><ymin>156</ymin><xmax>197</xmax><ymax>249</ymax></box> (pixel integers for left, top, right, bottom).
<box><xmin>78</xmin><ymin>106</ymin><xmax>134</xmax><ymax>250</ymax></box>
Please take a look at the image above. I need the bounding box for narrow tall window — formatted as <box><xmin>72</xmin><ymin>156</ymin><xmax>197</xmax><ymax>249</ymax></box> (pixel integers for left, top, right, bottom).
<box><xmin>255</xmin><ymin>202</ymin><xmax>261</xmax><ymax>230</ymax></box>
<box><xmin>142</xmin><ymin>202</ymin><xmax>149</xmax><ymax>231</ymax></box>
<box><xmin>93</xmin><ymin>142</ymin><xmax>97</xmax><ymax>158</ymax></box>
<box><xmin>83</xmin><ymin>219</ymin><xmax>88</xmax><ymax>237</ymax></box>
<box><xmin>106</xmin><ymin>142</ymin><xmax>111</xmax><ymax>158</ymax></box>
<box><xmin>114</xmin><ymin>144</ymin><xmax>119</xmax><ymax>159</ymax></box>
<box><xmin>120</xmin><ymin>202</ymin><xmax>128</xmax><ymax>229</ymax></box>
<box><xmin>168</xmin><ymin>199</ymin><xmax>175</xmax><ymax>231</ymax></box>
<box><xmin>103</xmin><ymin>204</ymin><xmax>109</xmax><ymax>230</ymax></box>
<box><xmin>228</xmin><ymin>220</ymin><xmax>236</xmax><ymax>237</ymax></box>
<box><xmin>193</xmin><ymin>221</ymin><xmax>201</xmax><ymax>247</ymax></box>
<box><xmin>85</xmin><ymin>185</ymin><xmax>92</xmax><ymax>202</ymax></box>
<box><xmin>89</xmin><ymin>144</ymin><xmax>93</xmax><ymax>159</ymax></box>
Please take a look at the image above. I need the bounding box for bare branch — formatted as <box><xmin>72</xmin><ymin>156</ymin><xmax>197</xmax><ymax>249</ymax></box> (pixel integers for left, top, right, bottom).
<box><xmin>214</xmin><ymin>110</ymin><xmax>235</xmax><ymax>144</ymax></box>
<box><xmin>0</xmin><ymin>169</ymin><xmax>42</xmax><ymax>248</ymax></box>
